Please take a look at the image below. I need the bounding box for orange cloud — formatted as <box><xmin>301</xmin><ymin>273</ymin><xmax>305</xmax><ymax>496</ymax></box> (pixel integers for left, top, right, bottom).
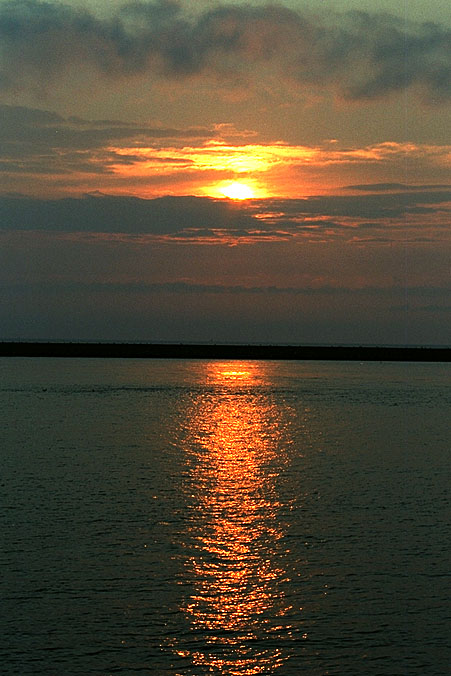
<box><xmin>1</xmin><ymin>104</ymin><xmax>449</xmax><ymax>199</ymax></box>
<box><xmin>107</xmin><ymin>139</ymin><xmax>451</xmax><ymax>198</ymax></box>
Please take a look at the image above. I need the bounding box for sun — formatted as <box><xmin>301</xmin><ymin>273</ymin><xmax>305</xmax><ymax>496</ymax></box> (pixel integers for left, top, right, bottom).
<box><xmin>219</xmin><ymin>181</ymin><xmax>255</xmax><ymax>200</ymax></box>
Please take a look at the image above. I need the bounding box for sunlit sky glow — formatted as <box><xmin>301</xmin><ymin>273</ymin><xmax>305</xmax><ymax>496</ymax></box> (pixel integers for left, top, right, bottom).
<box><xmin>0</xmin><ymin>0</ymin><xmax>449</xmax><ymax>344</ymax></box>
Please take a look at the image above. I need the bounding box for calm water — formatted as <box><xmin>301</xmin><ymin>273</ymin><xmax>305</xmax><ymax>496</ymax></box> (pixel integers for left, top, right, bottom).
<box><xmin>0</xmin><ymin>358</ymin><xmax>450</xmax><ymax>675</ymax></box>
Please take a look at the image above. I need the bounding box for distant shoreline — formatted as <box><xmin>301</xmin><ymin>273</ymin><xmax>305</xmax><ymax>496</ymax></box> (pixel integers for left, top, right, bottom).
<box><xmin>0</xmin><ymin>343</ymin><xmax>449</xmax><ymax>361</ymax></box>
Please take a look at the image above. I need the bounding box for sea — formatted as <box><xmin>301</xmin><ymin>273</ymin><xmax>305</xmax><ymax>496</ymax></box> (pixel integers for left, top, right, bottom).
<box><xmin>1</xmin><ymin>358</ymin><xmax>450</xmax><ymax>675</ymax></box>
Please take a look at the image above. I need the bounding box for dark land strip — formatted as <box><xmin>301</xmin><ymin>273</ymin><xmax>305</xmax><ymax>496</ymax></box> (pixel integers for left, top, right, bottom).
<box><xmin>0</xmin><ymin>343</ymin><xmax>449</xmax><ymax>361</ymax></box>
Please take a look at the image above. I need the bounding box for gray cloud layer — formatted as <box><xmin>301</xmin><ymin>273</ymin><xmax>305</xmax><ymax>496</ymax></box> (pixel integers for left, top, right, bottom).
<box><xmin>0</xmin><ymin>0</ymin><xmax>450</xmax><ymax>102</ymax></box>
<box><xmin>0</xmin><ymin>103</ymin><xmax>212</xmax><ymax>179</ymax></box>
<box><xmin>1</xmin><ymin>191</ymin><xmax>449</xmax><ymax>242</ymax></box>
<box><xmin>0</xmin><ymin>194</ymin><xmax>257</xmax><ymax>234</ymax></box>
<box><xmin>6</xmin><ymin>279</ymin><xmax>449</xmax><ymax>299</ymax></box>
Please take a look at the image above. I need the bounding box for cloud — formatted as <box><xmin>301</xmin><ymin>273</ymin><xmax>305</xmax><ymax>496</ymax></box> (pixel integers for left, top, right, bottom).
<box><xmin>0</xmin><ymin>193</ymin><xmax>259</xmax><ymax>235</ymax></box>
<box><xmin>1</xmin><ymin>190</ymin><xmax>449</xmax><ymax>244</ymax></box>
<box><xmin>264</xmin><ymin>189</ymin><xmax>451</xmax><ymax>219</ymax></box>
<box><xmin>0</xmin><ymin>1</ymin><xmax>449</xmax><ymax>102</ymax></box>
<box><xmin>0</xmin><ymin>103</ymin><xmax>213</xmax><ymax>155</ymax></box>
<box><xmin>0</xmin><ymin>103</ymin><xmax>215</xmax><ymax>184</ymax></box>
<box><xmin>256</xmin><ymin>189</ymin><xmax>451</xmax><ymax>242</ymax></box>
<box><xmin>5</xmin><ymin>278</ymin><xmax>450</xmax><ymax>297</ymax></box>
<box><xmin>2</xmin><ymin>103</ymin><xmax>449</xmax><ymax>198</ymax></box>
<box><xmin>344</xmin><ymin>183</ymin><xmax>451</xmax><ymax>192</ymax></box>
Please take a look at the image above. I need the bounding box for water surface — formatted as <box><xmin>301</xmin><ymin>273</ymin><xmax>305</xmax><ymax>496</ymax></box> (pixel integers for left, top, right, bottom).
<box><xmin>1</xmin><ymin>359</ymin><xmax>449</xmax><ymax>674</ymax></box>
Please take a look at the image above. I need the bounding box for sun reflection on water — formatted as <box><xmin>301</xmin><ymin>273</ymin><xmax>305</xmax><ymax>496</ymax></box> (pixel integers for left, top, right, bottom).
<box><xmin>173</xmin><ymin>362</ymin><xmax>296</xmax><ymax>674</ymax></box>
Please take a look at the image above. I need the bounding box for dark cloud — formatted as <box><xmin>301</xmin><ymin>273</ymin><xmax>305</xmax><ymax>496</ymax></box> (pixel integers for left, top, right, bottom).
<box><xmin>5</xmin><ymin>279</ymin><xmax>450</xmax><ymax>299</ymax></box>
<box><xmin>260</xmin><ymin>190</ymin><xmax>451</xmax><ymax>220</ymax></box>
<box><xmin>345</xmin><ymin>183</ymin><xmax>451</xmax><ymax>192</ymax></box>
<box><xmin>0</xmin><ymin>103</ymin><xmax>212</xmax><ymax>178</ymax></box>
<box><xmin>0</xmin><ymin>1</ymin><xmax>449</xmax><ymax>102</ymax></box>
<box><xmin>0</xmin><ymin>193</ymin><xmax>259</xmax><ymax>235</ymax></box>
<box><xmin>0</xmin><ymin>103</ymin><xmax>212</xmax><ymax>154</ymax></box>
<box><xmin>0</xmin><ymin>191</ymin><xmax>449</xmax><ymax>243</ymax></box>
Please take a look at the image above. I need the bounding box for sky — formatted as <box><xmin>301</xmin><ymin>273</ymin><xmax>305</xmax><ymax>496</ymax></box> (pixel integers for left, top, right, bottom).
<box><xmin>0</xmin><ymin>0</ymin><xmax>450</xmax><ymax>345</ymax></box>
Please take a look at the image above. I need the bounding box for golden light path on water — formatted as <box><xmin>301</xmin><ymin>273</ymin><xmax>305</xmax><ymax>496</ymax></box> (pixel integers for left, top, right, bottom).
<box><xmin>173</xmin><ymin>362</ymin><xmax>298</xmax><ymax>674</ymax></box>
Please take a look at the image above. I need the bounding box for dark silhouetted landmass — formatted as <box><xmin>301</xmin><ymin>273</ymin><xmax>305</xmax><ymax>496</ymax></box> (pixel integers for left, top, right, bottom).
<box><xmin>0</xmin><ymin>343</ymin><xmax>449</xmax><ymax>361</ymax></box>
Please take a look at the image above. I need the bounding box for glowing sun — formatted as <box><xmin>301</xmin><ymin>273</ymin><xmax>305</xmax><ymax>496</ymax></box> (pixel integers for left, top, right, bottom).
<box><xmin>219</xmin><ymin>181</ymin><xmax>255</xmax><ymax>200</ymax></box>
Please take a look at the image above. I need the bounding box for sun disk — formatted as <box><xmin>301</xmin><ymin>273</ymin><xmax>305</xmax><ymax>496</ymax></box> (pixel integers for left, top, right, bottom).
<box><xmin>219</xmin><ymin>181</ymin><xmax>255</xmax><ymax>200</ymax></box>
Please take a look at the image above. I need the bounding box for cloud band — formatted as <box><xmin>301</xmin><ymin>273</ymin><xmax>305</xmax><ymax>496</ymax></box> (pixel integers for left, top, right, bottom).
<box><xmin>0</xmin><ymin>0</ymin><xmax>449</xmax><ymax>102</ymax></box>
